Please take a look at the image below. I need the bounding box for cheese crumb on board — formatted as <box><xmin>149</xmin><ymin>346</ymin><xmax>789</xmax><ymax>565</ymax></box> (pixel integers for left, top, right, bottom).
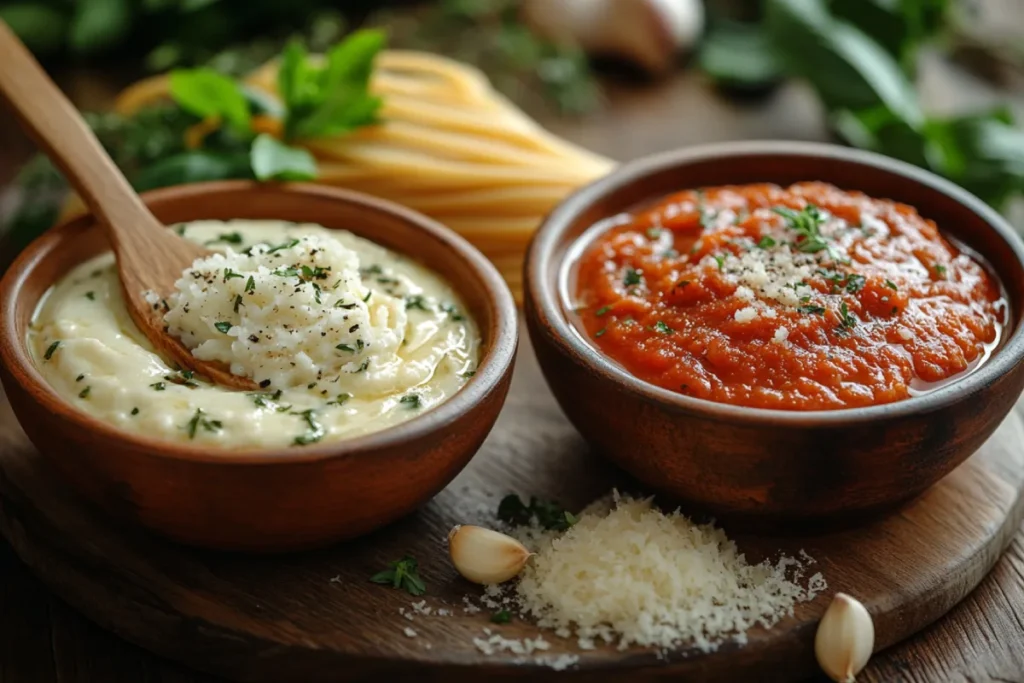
<box><xmin>505</xmin><ymin>492</ymin><xmax>824</xmax><ymax>653</ymax></box>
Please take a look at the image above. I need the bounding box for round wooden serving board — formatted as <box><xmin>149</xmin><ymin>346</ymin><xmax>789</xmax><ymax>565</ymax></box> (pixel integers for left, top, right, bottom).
<box><xmin>1</xmin><ymin>326</ymin><xmax>1023</xmax><ymax>683</ymax></box>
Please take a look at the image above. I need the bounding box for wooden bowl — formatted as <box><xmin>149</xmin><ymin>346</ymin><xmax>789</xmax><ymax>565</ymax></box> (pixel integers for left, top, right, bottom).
<box><xmin>0</xmin><ymin>182</ymin><xmax>518</xmax><ymax>551</ymax></box>
<box><xmin>525</xmin><ymin>141</ymin><xmax>1024</xmax><ymax>522</ymax></box>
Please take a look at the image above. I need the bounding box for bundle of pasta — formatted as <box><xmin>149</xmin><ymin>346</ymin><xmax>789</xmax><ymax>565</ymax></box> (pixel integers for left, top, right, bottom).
<box><xmin>112</xmin><ymin>51</ymin><xmax>615</xmax><ymax>301</ymax></box>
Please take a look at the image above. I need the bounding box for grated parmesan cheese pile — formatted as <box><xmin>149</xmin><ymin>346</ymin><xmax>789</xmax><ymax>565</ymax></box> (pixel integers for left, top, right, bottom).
<box><xmin>163</xmin><ymin>234</ymin><xmax>405</xmax><ymax>390</ymax></box>
<box><xmin>503</xmin><ymin>493</ymin><xmax>825</xmax><ymax>653</ymax></box>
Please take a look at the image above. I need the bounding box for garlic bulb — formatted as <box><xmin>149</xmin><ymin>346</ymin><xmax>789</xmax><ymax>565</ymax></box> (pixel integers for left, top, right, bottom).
<box><xmin>448</xmin><ymin>525</ymin><xmax>531</xmax><ymax>585</ymax></box>
<box><xmin>522</xmin><ymin>0</ymin><xmax>704</xmax><ymax>75</ymax></box>
<box><xmin>815</xmin><ymin>593</ymin><xmax>875</xmax><ymax>683</ymax></box>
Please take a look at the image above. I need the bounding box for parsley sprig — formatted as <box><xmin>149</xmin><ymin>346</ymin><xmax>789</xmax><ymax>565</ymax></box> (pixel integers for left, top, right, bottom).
<box><xmin>370</xmin><ymin>556</ymin><xmax>426</xmax><ymax>596</ymax></box>
<box><xmin>773</xmin><ymin>205</ymin><xmax>828</xmax><ymax>254</ymax></box>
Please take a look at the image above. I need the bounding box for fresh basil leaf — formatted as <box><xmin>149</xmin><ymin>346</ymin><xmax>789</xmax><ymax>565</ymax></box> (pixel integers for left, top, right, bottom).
<box><xmin>250</xmin><ymin>134</ymin><xmax>317</xmax><ymax>181</ymax></box>
<box><xmin>0</xmin><ymin>4</ymin><xmax>69</xmax><ymax>55</ymax></box>
<box><xmin>699</xmin><ymin>21</ymin><xmax>784</xmax><ymax>90</ymax></box>
<box><xmin>169</xmin><ymin>67</ymin><xmax>252</xmax><ymax>132</ymax></box>
<box><xmin>832</xmin><ymin>107</ymin><xmax>932</xmax><ymax>170</ymax></box>
<box><xmin>132</xmin><ymin>150</ymin><xmax>254</xmax><ymax>192</ymax></box>
<box><xmin>830</xmin><ymin>0</ymin><xmax>949</xmax><ymax>72</ymax></box>
<box><xmin>293</xmin><ymin>90</ymin><xmax>381</xmax><ymax>140</ymax></box>
<box><xmin>278</xmin><ymin>31</ymin><xmax>385</xmax><ymax>141</ymax></box>
<box><xmin>323</xmin><ymin>29</ymin><xmax>384</xmax><ymax>92</ymax></box>
<box><xmin>765</xmin><ymin>0</ymin><xmax>923</xmax><ymax>127</ymax></box>
<box><xmin>68</xmin><ymin>0</ymin><xmax>132</xmax><ymax>55</ymax></box>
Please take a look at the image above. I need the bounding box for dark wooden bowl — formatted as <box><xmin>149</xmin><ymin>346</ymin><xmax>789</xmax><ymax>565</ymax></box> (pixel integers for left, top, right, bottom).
<box><xmin>0</xmin><ymin>182</ymin><xmax>518</xmax><ymax>551</ymax></box>
<box><xmin>525</xmin><ymin>141</ymin><xmax>1024</xmax><ymax>523</ymax></box>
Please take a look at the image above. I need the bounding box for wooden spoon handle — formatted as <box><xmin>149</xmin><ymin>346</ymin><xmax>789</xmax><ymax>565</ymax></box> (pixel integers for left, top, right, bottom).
<box><xmin>0</xmin><ymin>20</ymin><xmax>154</xmax><ymax>246</ymax></box>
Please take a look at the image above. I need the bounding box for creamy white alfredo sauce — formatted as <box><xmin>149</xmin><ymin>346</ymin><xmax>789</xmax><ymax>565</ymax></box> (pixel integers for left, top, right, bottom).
<box><xmin>29</xmin><ymin>220</ymin><xmax>480</xmax><ymax>448</ymax></box>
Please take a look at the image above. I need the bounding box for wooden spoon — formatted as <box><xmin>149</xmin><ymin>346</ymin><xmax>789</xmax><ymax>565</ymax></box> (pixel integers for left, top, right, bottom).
<box><xmin>0</xmin><ymin>22</ymin><xmax>256</xmax><ymax>390</ymax></box>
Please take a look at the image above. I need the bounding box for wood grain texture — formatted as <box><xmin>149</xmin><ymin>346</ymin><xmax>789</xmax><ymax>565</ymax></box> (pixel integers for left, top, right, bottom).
<box><xmin>1</xmin><ymin>325</ymin><xmax>1023</xmax><ymax>682</ymax></box>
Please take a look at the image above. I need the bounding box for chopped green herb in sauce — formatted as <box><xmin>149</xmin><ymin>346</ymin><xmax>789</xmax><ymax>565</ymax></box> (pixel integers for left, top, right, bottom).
<box><xmin>773</xmin><ymin>205</ymin><xmax>828</xmax><ymax>254</ymax></box>
<box><xmin>44</xmin><ymin>341</ymin><xmax>61</xmax><ymax>360</ymax></box>
<box><xmin>623</xmin><ymin>267</ymin><xmax>642</xmax><ymax>287</ymax></box>
<box><xmin>85</xmin><ymin>291</ymin><xmax>95</xmax><ymax>301</ymax></box>
<box><xmin>150</xmin><ymin>381</ymin><xmax>166</xmax><ymax>391</ymax></box>
<box><xmin>207</xmin><ymin>232</ymin><xmax>243</xmax><ymax>245</ymax></box>
<box><xmin>78</xmin><ymin>386</ymin><xmax>91</xmax><ymax>399</ymax></box>
<box><xmin>885</xmin><ymin>280</ymin><xmax>899</xmax><ymax>291</ymax></box>
<box><xmin>292</xmin><ymin>409</ymin><xmax>325</xmax><ymax>445</ymax></box>
<box><xmin>595</xmin><ymin>305</ymin><xmax>611</xmax><ymax>316</ymax></box>
<box><xmin>185</xmin><ymin>408</ymin><xmax>222</xmax><ymax>439</ymax></box>
<box><xmin>838</xmin><ymin>302</ymin><xmax>857</xmax><ymax>330</ymax></box>
<box><xmin>798</xmin><ymin>305</ymin><xmax>826</xmax><ymax>315</ymax></box>
<box><xmin>399</xmin><ymin>394</ymin><xmax>421</xmax><ymax>409</ymax></box>
<box><xmin>652</xmin><ymin>321</ymin><xmax>673</xmax><ymax>334</ymax></box>
<box><xmin>757</xmin><ymin>236</ymin><xmax>777</xmax><ymax>249</ymax></box>
<box><xmin>214</xmin><ymin>321</ymin><xmax>233</xmax><ymax>333</ymax></box>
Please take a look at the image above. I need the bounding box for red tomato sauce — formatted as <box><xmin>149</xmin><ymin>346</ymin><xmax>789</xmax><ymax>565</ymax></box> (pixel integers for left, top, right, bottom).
<box><xmin>573</xmin><ymin>182</ymin><xmax>1005</xmax><ymax>411</ymax></box>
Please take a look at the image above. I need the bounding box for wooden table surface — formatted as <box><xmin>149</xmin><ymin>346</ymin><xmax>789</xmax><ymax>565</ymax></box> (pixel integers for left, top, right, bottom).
<box><xmin>2</xmin><ymin>52</ymin><xmax>1024</xmax><ymax>683</ymax></box>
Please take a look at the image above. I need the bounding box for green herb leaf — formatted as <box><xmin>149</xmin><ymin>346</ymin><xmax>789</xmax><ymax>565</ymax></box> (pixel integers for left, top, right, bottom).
<box><xmin>885</xmin><ymin>279</ymin><xmax>898</xmax><ymax>291</ymax></box>
<box><xmin>245</xmin><ymin>275</ymin><xmax>256</xmax><ymax>293</ymax></box>
<box><xmin>85</xmin><ymin>291</ymin><xmax>96</xmax><ymax>300</ymax></box>
<box><xmin>757</xmin><ymin>236</ymin><xmax>777</xmax><ymax>249</ymax></box>
<box><xmin>399</xmin><ymin>394</ymin><xmax>421</xmax><ymax>409</ymax></box>
<box><xmin>184</xmin><ymin>408</ymin><xmax>222</xmax><ymax>439</ymax></box>
<box><xmin>773</xmin><ymin>205</ymin><xmax>829</xmax><ymax>254</ymax></box>
<box><xmin>293</xmin><ymin>409</ymin><xmax>325</xmax><ymax>445</ymax></box>
<box><xmin>838</xmin><ymin>301</ymin><xmax>858</xmax><ymax>329</ymax></box>
<box><xmin>623</xmin><ymin>268</ymin><xmax>642</xmax><ymax>287</ymax></box>
<box><xmin>370</xmin><ymin>556</ymin><xmax>426</xmax><ymax>596</ymax></box>
<box><xmin>652</xmin><ymin>321</ymin><xmax>674</xmax><ymax>335</ymax></box>
<box><xmin>150</xmin><ymin>381</ymin><xmax>166</xmax><ymax>391</ymax></box>
<box><xmin>133</xmin><ymin>151</ymin><xmax>254</xmax><ymax>192</ymax></box>
<box><xmin>169</xmin><ymin>67</ymin><xmax>251</xmax><ymax>132</ymax></box>
<box><xmin>845</xmin><ymin>273</ymin><xmax>866</xmax><ymax>293</ymax></box>
<box><xmin>214</xmin><ymin>321</ymin><xmax>233</xmax><ymax>333</ymax></box>
<box><xmin>223</xmin><ymin>268</ymin><xmax>244</xmax><ymax>280</ymax></box>
<box><xmin>68</xmin><ymin>0</ymin><xmax>131</xmax><ymax>56</ymax></box>
<box><xmin>43</xmin><ymin>340</ymin><xmax>61</xmax><ymax>361</ymax></box>
<box><xmin>595</xmin><ymin>305</ymin><xmax>611</xmax><ymax>316</ymax></box>
<box><xmin>798</xmin><ymin>304</ymin><xmax>826</xmax><ymax>315</ymax></box>
<box><xmin>130</xmin><ymin>407</ymin><xmax>139</xmax><ymax>416</ymax></box>
<box><xmin>207</xmin><ymin>232</ymin><xmax>243</xmax><ymax>246</ymax></box>
<box><xmin>250</xmin><ymin>133</ymin><xmax>318</xmax><ymax>181</ymax></box>
<box><xmin>491</xmin><ymin>610</ymin><xmax>512</xmax><ymax>624</ymax></box>
<box><xmin>497</xmin><ymin>494</ymin><xmax>576</xmax><ymax>531</ymax></box>
<box><xmin>278</xmin><ymin>31</ymin><xmax>385</xmax><ymax>142</ymax></box>
<box><xmin>765</xmin><ymin>0</ymin><xmax>923</xmax><ymax>127</ymax></box>
<box><xmin>699</xmin><ymin>20</ymin><xmax>785</xmax><ymax>90</ymax></box>
<box><xmin>78</xmin><ymin>385</ymin><xmax>91</xmax><ymax>399</ymax></box>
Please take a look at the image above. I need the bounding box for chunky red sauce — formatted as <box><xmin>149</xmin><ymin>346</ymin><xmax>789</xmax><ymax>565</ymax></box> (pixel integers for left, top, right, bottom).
<box><xmin>573</xmin><ymin>182</ymin><xmax>1005</xmax><ymax>410</ymax></box>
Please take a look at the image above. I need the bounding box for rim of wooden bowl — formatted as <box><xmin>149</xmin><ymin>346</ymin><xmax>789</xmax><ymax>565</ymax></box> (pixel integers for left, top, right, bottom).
<box><xmin>525</xmin><ymin>140</ymin><xmax>1024</xmax><ymax>426</ymax></box>
<box><xmin>0</xmin><ymin>181</ymin><xmax>518</xmax><ymax>463</ymax></box>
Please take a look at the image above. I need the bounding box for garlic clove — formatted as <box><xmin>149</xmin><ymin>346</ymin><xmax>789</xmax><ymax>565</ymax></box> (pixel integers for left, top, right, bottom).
<box><xmin>448</xmin><ymin>525</ymin><xmax>532</xmax><ymax>585</ymax></box>
<box><xmin>815</xmin><ymin>593</ymin><xmax>875</xmax><ymax>683</ymax></box>
<box><xmin>522</xmin><ymin>0</ymin><xmax>704</xmax><ymax>75</ymax></box>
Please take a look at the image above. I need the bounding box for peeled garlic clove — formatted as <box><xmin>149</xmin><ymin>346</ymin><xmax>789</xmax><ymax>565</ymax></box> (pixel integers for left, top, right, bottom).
<box><xmin>815</xmin><ymin>593</ymin><xmax>875</xmax><ymax>683</ymax></box>
<box><xmin>522</xmin><ymin>0</ymin><xmax>704</xmax><ymax>75</ymax></box>
<box><xmin>448</xmin><ymin>525</ymin><xmax>531</xmax><ymax>585</ymax></box>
